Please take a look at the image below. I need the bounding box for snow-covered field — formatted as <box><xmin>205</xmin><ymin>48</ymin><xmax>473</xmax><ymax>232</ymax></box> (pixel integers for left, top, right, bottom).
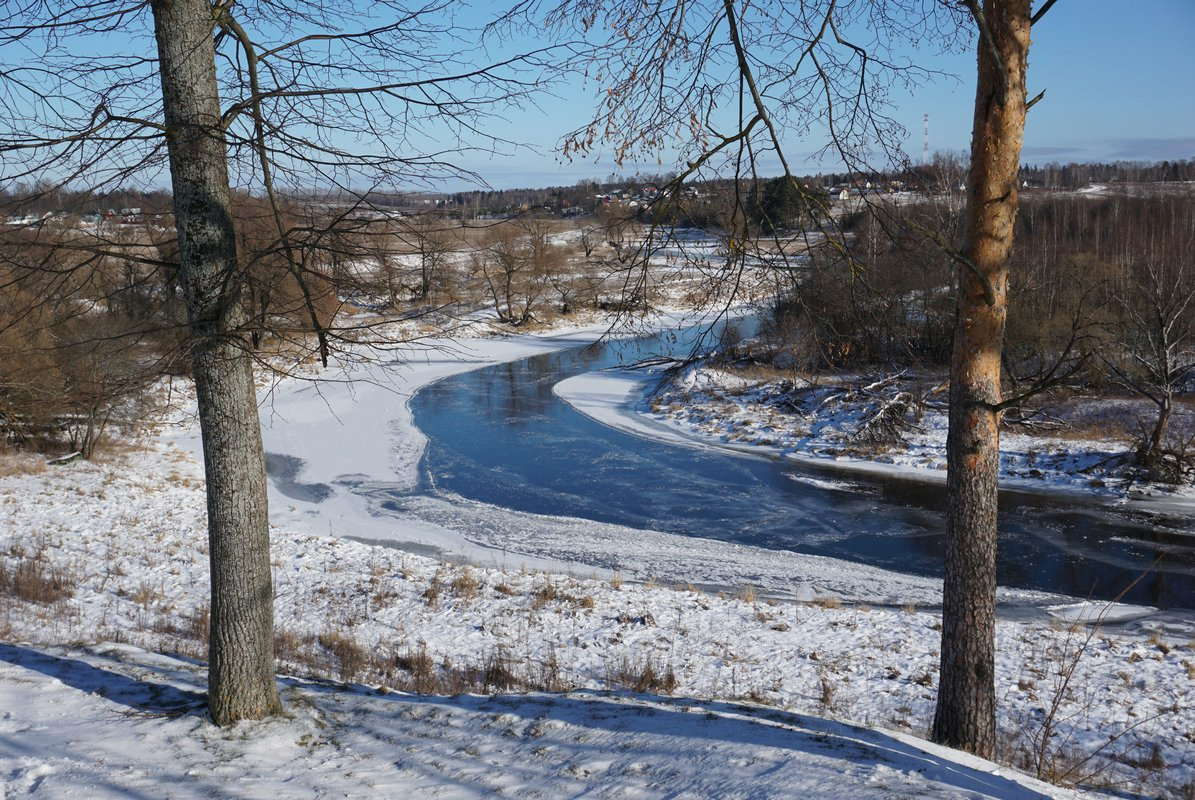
<box><xmin>2</xmin><ymin>319</ymin><xmax>1194</xmax><ymax>798</ymax></box>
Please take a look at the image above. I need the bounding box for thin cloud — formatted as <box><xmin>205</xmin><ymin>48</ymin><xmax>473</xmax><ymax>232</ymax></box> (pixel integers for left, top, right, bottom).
<box><xmin>1107</xmin><ymin>137</ymin><xmax>1195</xmax><ymax>160</ymax></box>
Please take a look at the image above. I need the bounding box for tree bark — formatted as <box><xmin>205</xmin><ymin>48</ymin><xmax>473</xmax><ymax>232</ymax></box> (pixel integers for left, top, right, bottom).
<box><xmin>151</xmin><ymin>0</ymin><xmax>281</xmax><ymax>725</ymax></box>
<box><xmin>1145</xmin><ymin>392</ymin><xmax>1172</xmax><ymax>477</ymax></box>
<box><xmin>932</xmin><ymin>0</ymin><xmax>1030</xmax><ymax>759</ymax></box>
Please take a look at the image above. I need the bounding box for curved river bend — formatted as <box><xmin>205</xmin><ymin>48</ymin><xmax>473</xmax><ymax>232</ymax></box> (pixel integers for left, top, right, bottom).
<box><xmin>409</xmin><ymin>324</ymin><xmax>1195</xmax><ymax>610</ymax></box>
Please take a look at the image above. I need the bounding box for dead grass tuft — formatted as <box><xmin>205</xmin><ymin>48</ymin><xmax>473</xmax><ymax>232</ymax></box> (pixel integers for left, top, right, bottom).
<box><xmin>607</xmin><ymin>655</ymin><xmax>677</xmax><ymax>695</ymax></box>
<box><xmin>819</xmin><ymin>674</ymin><xmax>836</xmax><ymax>711</ymax></box>
<box><xmin>450</xmin><ymin>566</ymin><xmax>481</xmax><ymax>602</ymax></box>
<box><xmin>0</xmin><ymin>452</ymin><xmax>47</xmax><ymax>478</ymax></box>
<box><xmin>421</xmin><ymin>567</ymin><xmax>445</xmax><ymax>605</ymax></box>
<box><xmin>393</xmin><ymin>646</ymin><xmax>437</xmax><ymax>693</ymax></box>
<box><xmin>531</xmin><ymin>579</ymin><xmax>595</xmax><ymax>611</ymax></box>
<box><xmin>318</xmin><ymin>630</ymin><xmax>369</xmax><ymax>681</ymax></box>
<box><xmin>0</xmin><ymin>550</ymin><xmax>74</xmax><ymax>605</ymax></box>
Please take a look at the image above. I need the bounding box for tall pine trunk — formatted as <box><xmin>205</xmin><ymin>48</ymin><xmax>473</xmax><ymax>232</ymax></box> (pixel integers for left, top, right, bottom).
<box><xmin>932</xmin><ymin>0</ymin><xmax>1030</xmax><ymax>758</ymax></box>
<box><xmin>151</xmin><ymin>0</ymin><xmax>281</xmax><ymax>725</ymax></box>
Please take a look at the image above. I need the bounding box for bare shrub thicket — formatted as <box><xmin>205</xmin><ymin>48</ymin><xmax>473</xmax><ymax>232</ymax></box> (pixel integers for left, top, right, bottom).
<box><xmin>472</xmin><ymin>218</ymin><xmax>576</xmax><ymax>325</ymax></box>
<box><xmin>764</xmin><ymin>202</ymin><xmax>957</xmax><ymax>371</ymax></box>
<box><xmin>758</xmin><ymin>192</ymin><xmax>1195</xmax><ymax>483</ymax></box>
<box><xmin>0</xmin><ymin>199</ymin><xmax>358</xmax><ymax>459</ymax></box>
<box><xmin>0</xmin><ymin>224</ymin><xmax>183</xmax><ymax>456</ymax></box>
<box><xmin>1</xmin><ymin>193</ymin><xmax>470</xmax><ymax>461</ymax></box>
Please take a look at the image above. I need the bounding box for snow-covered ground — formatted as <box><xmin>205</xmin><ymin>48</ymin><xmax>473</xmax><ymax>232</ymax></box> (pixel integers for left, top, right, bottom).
<box><xmin>3</xmin><ymin>439</ymin><xmax>1193</xmax><ymax>797</ymax></box>
<box><xmin>2</xmin><ymin>318</ymin><xmax>1194</xmax><ymax>798</ymax></box>
<box><xmin>1</xmin><ymin>642</ymin><xmax>1100</xmax><ymax>800</ymax></box>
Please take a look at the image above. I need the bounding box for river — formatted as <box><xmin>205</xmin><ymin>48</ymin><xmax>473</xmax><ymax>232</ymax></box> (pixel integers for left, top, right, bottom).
<box><xmin>408</xmin><ymin>320</ymin><xmax>1195</xmax><ymax>609</ymax></box>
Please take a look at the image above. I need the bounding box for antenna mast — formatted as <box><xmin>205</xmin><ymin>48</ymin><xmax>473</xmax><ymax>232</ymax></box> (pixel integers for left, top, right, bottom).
<box><xmin>923</xmin><ymin>113</ymin><xmax>930</xmax><ymax>166</ymax></box>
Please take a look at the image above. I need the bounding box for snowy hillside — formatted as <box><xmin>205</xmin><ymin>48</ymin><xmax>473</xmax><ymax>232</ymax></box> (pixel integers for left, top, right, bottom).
<box><xmin>1</xmin><ymin>641</ymin><xmax>1095</xmax><ymax>799</ymax></box>
<box><xmin>1</xmin><ymin>322</ymin><xmax>1192</xmax><ymax>798</ymax></box>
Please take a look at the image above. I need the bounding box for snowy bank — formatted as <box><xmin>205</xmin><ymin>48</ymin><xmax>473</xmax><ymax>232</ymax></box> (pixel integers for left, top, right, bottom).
<box><xmin>555</xmin><ymin>364</ymin><xmax>1195</xmax><ymax>511</ymax></box>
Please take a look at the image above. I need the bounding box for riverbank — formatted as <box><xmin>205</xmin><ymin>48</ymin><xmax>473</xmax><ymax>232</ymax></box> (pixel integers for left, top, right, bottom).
<box><xmin>556</xmin><ymin>362</ymin><xmax>1195</xmax><ymax>512</ymax></box>
<box><xmin>229</xmin><ymin>309</ymin><xmax>1025</xmax><ymax>609</ymax></box>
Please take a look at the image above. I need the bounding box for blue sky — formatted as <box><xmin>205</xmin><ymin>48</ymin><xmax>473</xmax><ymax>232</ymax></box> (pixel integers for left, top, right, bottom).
<box><xmin>459</xmin><ymin>0</ymin><xmax>1195</xmax><ymax>189</ymax></box>
<box><xmin>6</xmin><ymin>1</ymin><xmax>1190</xmax><ymax>193</ymax></box>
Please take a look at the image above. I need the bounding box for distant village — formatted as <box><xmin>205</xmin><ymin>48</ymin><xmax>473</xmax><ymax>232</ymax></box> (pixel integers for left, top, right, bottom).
<box><xmin>4</xmin><ymin>157</ymin><xmax>1191</xmax><ymax>230</ymax></box>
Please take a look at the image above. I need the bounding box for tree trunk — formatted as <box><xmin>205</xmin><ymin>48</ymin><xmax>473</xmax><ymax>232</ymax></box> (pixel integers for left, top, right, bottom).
<box><xmin>151</xmin><ymin>0</ymin><xmax>281</xmax><ymax>725</ymax></box>
<box><xmin>1145</xmin><ymin>392</ymin><xmax>1172</xmax><ymax>477</ymax></box>
<box><xmin>932</xmin><ymin>0</ymin><xmax>1030</xmax><ymax>759</ymax></box>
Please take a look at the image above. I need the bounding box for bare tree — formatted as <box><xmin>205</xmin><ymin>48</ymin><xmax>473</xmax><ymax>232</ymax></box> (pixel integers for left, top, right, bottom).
<box><xmin>473</xmin><ymin>218</ymin><xmax>564</xmax><ymax>325</ymax></box>
<box><xmin>149</xmin><ymin>0</ymin><xmax>282</xmax><ymax>723</ymax></box>
<box><xmin>549</xmin><ymin>244</ymin><xmax>608</xmax><ymax>315</ymax></box>
<box><xmin>578</xmin><ymin>225</ymin><xmax>599</xmax><ymax>258</ymax></box>
<box><xmin>1104</xmin><ymin>256</ymin><xmax>1195</xmax><ymax>481</ymax></box>
<box><xmin>395</xmin><ymin>213</ymin><xmax>457</xmax><ymax>305</ymax></box>
<box><xmin>521</xmin><ymin>0</ymin><xmax>1053</xmax><ymax>759</ymax></box>
<box><xmin>932</xmin><ymin>0</ymin><xmax>1033</xmax><ymax>758</ymax></box>
<box><xmin>2</xmin><ymin>0</ymin><xmax>549</xmax><ymax>724</ymax></box>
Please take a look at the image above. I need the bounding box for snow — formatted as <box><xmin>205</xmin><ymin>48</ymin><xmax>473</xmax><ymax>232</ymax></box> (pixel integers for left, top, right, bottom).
<box><xmin>0</xmin><ymin>643</ymin><xmax>1091</xmax><ymax>799</ymax></box>
<box><xmin>3</xmin><ymin>317</ymin><xmax>1194</xmax><ymax>798</ymax></box>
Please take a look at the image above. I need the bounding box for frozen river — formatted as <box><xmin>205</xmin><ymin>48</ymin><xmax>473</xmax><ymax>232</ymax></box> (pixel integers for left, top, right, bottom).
<box><xmin>409</xmin><ymin>321</ymin><xmax>1195</xmax><ymax>609</ymax></box>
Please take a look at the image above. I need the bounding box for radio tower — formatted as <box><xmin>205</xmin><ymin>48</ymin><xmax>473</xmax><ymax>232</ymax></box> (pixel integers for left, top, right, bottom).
<box><xmin>923</xmin><ymin>113</ymin><xmax>930</xmax><ymax>166</ymax></box>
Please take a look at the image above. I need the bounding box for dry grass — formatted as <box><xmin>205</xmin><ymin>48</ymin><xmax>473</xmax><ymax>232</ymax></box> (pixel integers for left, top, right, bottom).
<box><xmin>450</xmin><ymin>566</ymin><xmax>481</xmax><ymax>602</ymax></box>
<box><xmin>317</xmin><ymin>630</ymin><xmax>370</xmax><ymax>680</ymax></box>
<box><xmin>90</xmin><ymin>438</ymin><xmax>154</xmax><ymax>463</ymax></box>
<box><xmin>606</xmin><ymin>654</ymin><xmax>677</xmax><ymax>695</ymax></box>
<box><xmin>1044</xmin><ymin>419</ymin><xmax>1136</xmax><ymax>443</ymax></box>
<box><xmin>530</xmin><ymin>579</ymin><xmax>596</xmax><ymax>611</ymax></box>
<box><xmin>819</xmin><ymin>674</ymin><xmax>837</xmax><ymax>711</ymax></box>
<box><xmin>272</xmin><ymin>627</ymin><xmax>572</xmax><ymax>697</ymax></box>
<box><xmin>393</xmin><ymin>646</ymin><xmax>438</xmax><ymax>694</ymax></box>
<box><xmin>0</xmin><ymin>452</ymin><xmax>47</xmax><ymax>478</ymax></box>
<box><xmin>421</xmin><ymin>567</ymin><xmax>445</xmax><ymax>605</ymax></box>
<box><xmin>129</xmin><ymin>582</ymin><xmax>163</xmax><ymax>609</ymax></box>
<box><xmin>0</xmin><ymin>549</ymin><xmax>74</xmax><ymax>605</ymax></box>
